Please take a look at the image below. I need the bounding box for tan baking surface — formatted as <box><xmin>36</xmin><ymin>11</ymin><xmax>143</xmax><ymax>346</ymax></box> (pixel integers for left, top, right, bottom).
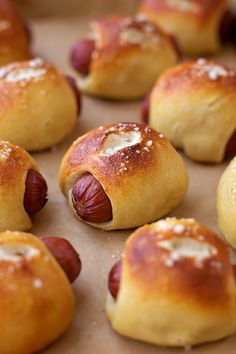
<box><xmin>27</xmin><ymin>17</ymin><xmax>236</xmax><ymax>354</ymax></box>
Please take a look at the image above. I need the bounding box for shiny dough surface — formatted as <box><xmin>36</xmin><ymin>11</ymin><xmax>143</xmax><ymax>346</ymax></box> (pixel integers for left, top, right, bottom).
<box><xmin>79</xmin><ymin>16</ymin><xmax>179</xmax><ymax>99</ymax></box>
<box><xmin>0</xmin><ymin>231</ymin><xmax>75</xmax><ymax>354</ymax></box>
<box><xmin>150</xmin><ymin>59</ymin><xmax>236</xmax><ymax>163</ymax></box>
<box><xmin>60</xmin><ymin>122</ymin><xmax>188</xmax><ymax>230</ymax></box>
<box><xmin>138</xmin><ymin>0</ymin><xmax>227</xmax><ymax>55</ymax></box>
<box><xmin>106</xmin><ymin>218</ymin><xmax>236</xmax><ymax>347</ymax></box>
<box><xmin>0</xmin><ymin>58</ymin><xmax>77</xmax><ymax>151</ymax></box>
<box><xmin>217</xmin><ymin>157</ymin><xmax>236</xmax><ymax>249</ymax></box>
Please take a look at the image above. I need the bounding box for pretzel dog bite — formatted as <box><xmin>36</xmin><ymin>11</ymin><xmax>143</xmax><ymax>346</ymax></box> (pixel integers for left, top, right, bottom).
<box><xmin>0</xmin><ymin>141</ymin><xmax>48</xmax><ymax>231</ymax></box>
<box><xmin>70</xmin><ymin>15</ymin><xmax>179</xmax><ymax>100</ymax></box>
<box><xmin>0</xmin><ymin>0</ymin><xmax>31</xmax><ymax>65</ymax></box>
<box><xmin>106</xmin><ymin>218</ymin><xmax>236</xmax><ymax>347</ymax></box>
<box><xmin>217</xmin><ymin>156</ymin><xmax>236</xmax><ymax>249</ymax></box>
<box><xmin>149</xmin><ymin>59</ymin><xmax>236</xmax><ymax>163</ymax></box>
<box><xmin>0</xmin><ymin>58</ymin><xmax>79</xmax><ymax>151</ymax></box>
<box><xmin>0</xmin><ymin>231</ymin><xmax>78</xmax><ymax>354</ymax></box>
<box><xmin>138</xmin><ymin>0</ymin><xmax>227</xmax><ymax>55</ymax></box>
<box><xmin>59</xmin><ymin>123</ymin><xmax>188</xmax><ymax>230</ymax></box>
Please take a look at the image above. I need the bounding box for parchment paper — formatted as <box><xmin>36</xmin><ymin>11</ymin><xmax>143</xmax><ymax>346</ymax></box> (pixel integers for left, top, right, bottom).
<box><xmin>26</xmin><ymin>17</ymin><xmax>236</xmax><ymax>354</ymax></box>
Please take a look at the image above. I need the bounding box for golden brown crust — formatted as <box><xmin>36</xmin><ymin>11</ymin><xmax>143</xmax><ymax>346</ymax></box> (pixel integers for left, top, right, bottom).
<box><xmin>0</xmin><ymin>0</ymin><xmax>30</xmax><ymax>65</ymax></box>
<box><xmin>78</xmin><ymin>15</ymin><xmax>178</xmax><ymax>99</ymax></box>
<box><xmin>217</xmin><ymin>157</ymin><xmax>236</xmax><ymax>249</ymax></box>
<box><xmin>125</xmin><ymin>218</ymin><xmax>232</xmax><ymax>305</ymax></box>
<box><xmin>61</xmin><ymin>123</ymin><xmax>165</xmax><ymax>193</ymax></box>
<box><xmin>150</xmin><ymin>59</ymin><xmax>236</xmax><ymax>163</ymax></box>
<box><xmin>153</xmin><ymin>59</ymin><xmax>236</xmax><ymax>94</ymax></box>
<box><xmin>0</xmin><ymin>231</ymin><xmax>75</xmax><ymax>354</ymax></box>
<box><xmin>0</xmin><ymin>141</ymin><xmax>38</xmax><ymax>231</ymax></box>
<box><xmin>0</xmin><ymin>141</ymin><xmax>33</xmax><ymax>186</ymax></box>
<box><xmin>106</xmin><ymin>218</ymin><xmax>236</xmax><ymax>346</ymax></box>
<box><xmin>0</xmin><ymin>58</ymin><xmax>77</xmax><ymax>151</ymax></box>
<box><xmin>91</xmin><ymin>16</ymin><xmax>173</xmax><ymax>69</ymax></box>
<box><xmin>60</xmin><ymin>123</ymin><xmax>188</xmax><ymax>230</ymax></box>
<box><xmin>138</xmin><ymin>0</ymin><xmax>226</xmax><ymax>55</ymax></box>
<box><xmin>139</xmin><ymin>0</ymin><xmax>227</xmax><ymax>21</ymax></box>
<box><xmin>0</xmin><ymin>58</ymin><xmax>63</xmax><ymax>111</ymax></box>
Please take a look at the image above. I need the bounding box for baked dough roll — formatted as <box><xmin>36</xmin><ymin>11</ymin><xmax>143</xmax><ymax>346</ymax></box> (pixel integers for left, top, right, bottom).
<box><xmin>149</xmin><ymin>59</ymin><xmax>236</xmax><ymax>163</ymax></box>
<box><xmin>70</xmin><ymin>16</ymin><xmax>179</xmax><ymax>100</ymax></box>
<box><xmin>0</xmin><ymin>0</ymin><xmax>31</xmax><ymax>65</ymax></box>
<box><xmin>217</xmin><ymin>156</ymin><xmax>236</xmax><ymax>249</ymax></box>
<box><xmin>59</xmin><ymin>122</ymin><xmax>188</xmax><ymax>230</ymax></box>
<box><xmin>0</xmin><ymin>58</ymin><xmax>79</xmax><ymax>151</ymax></box>
<box><xmin>106</xmin><ymin>218</ymin><xmax>236</xmax><ymax>347</ymax></box>
<box><xmin>0</xmin><ymin>231</ymin><xmax>77</xmax><ymax>354</ymax></box>
<box><xmin>138</xmin><ymin>0</ymin><xmax>227</xmax><ymax>55</ymax></box>
<box><xmin>0</xmin><ymin>141</ymin><xmax>48</xmax><ymax>231</ymax></box>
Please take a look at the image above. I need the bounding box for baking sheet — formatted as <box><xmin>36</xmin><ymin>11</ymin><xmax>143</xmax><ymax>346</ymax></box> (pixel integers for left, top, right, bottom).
<box><xmin>27</xmin><ymin>17</ymin><xmax>236</xmax><ymax>354</ymax></box>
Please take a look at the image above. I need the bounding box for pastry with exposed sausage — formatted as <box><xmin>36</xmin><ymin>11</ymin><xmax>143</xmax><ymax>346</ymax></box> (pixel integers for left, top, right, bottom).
<box><xmin>138</xmin><ymin>0</ymin><xmax>227</xmax><ymax>55</ymax></box>
<box><xmin>0</xmin><ymin>141</ymin><xmax>47</xmax><ymax>231</ymax></box>
<box><xmin>106</xmin><ymin>217</ymin><xmax>236</xmax><ymax>346</ymax></box>
<box><xmin>147</xmin><ymin>59</ymin><xmax>236</xmax><ymax>163</ymax></box>
<box><xmin>0</xmin><ymin>231</ymin><xmax>81</xmax><ymax>354</ymax></box>
<box><xmin>59</xmin><ymin>122</ymin><xmax>188</xmax><ymax>230</ymax></box>
<box><xmin>70</xmin><ymin>15</ymin><xmax>180</xmax><ymax>100</ymax></box>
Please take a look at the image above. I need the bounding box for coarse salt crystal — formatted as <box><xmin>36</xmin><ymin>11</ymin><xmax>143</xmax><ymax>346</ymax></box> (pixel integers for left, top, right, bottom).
<box><xmin>33</xmin><ymin>278</ymin><xmax>42</xmax><ymax>289</ymax></box>
<box><xmin>173</xmin><ymin>224</ymin><xmax>185</xmax><ymax>234</ymax></box>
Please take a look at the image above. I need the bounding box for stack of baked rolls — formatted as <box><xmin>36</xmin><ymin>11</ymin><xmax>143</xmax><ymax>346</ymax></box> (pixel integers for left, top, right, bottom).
<box><xmin>0</xmin><ymin>57</ymin><xmax>81</xmax><ymax>151</ymax></box>
<box><xmin>59</xmin><ymin>122</ymin><xmax>188</xmax><ymax>230</ymax></box>
<box><xmin>70</xmin><ymin>15</ymin><xmax>180</xmax><ymax>100</ymax></box>
<box><xmin>138</xmin><ymin>0</ymin><xmax>228</xmax><ymax>55</ymax></box>
<box><xmin>106</xmin><ymin>218</ymin><xmax>236</xmax><ymax>347</ymax></box>
<box><xmin>217</xmin><ymin>156</ymin><xmax>236</xmax><ymax>248</ymax></box>
<box><xmin>0</xmin><ymin>231</ymin><xmax>81</xmax><ymax>354</ymax></box>
<box><xmin>0</xmin><ymin>0</ymin><xmax>31</xmax><ymax>65</ymax></box>
<box><xmin>0</xmin><ymin>141</ymin><xmax>47</xmax><ymax>231</ymax></box>
<box><xmin>145</xmin><ymin>59</ymin><xmax>236</xmax><ymax>163</ymax></box>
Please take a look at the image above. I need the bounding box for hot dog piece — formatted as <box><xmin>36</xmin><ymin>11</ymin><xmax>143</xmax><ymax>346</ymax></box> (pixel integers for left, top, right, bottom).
<box><xmin>23</xmin><ymin>20</ymin><xmax>32</xmax><ymax>43</ymax></box>
<box><xmin>70</xmin><ymin>39</ymin><xmax>95</xmax><ymax>76</ymax></box>
<box><xmin>168</xmin><ymin>35</ymin><xmax>182</xmax><ymax>59</ymax></box>
<box><xmin>225</xmin><ymin>130</ymin><xmax>236</xmax><ymax>159</ymax></box>
<box><xmin>24</xmin><ymin>169</ymin><xmax>48</xmax><ymax>215</ymax></box>
<box><xmin>108</xmin><ymin>260</ymin><xmax>122</xmax><ymax>300</ymax></box>
<box><xmin>220</xmin><ymin>10</ymin><xmax>236</xmax><ymax>44</ymax></box>
<box><xmin>42</xmin><ymin>237</ymin><xmax>81</xmax><ymax>283</ymax></box>
<box><xmin>71</xmin><ymin>173</ymin><xmax>112</xmax><ymax>224</ymax></box>
<box><xmin>65</xmin><ymin>75</ymin><xmax>82</xmax><ymax>115</ymax></box>
<box><xmin>142</xmin><ymin>92</ymin><xmax>150</xmax><ymax>124</ymax></box>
